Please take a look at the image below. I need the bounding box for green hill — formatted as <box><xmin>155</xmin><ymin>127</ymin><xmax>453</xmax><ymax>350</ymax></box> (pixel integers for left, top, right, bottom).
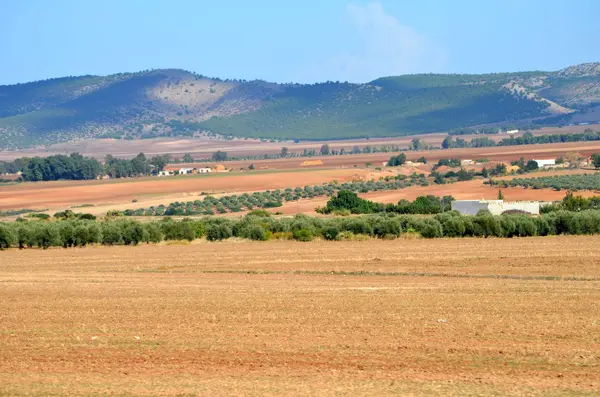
<box><xmin>1</xmin><ymin>64</ymin><xmax>599</xmax><ymax>149</ymax></box>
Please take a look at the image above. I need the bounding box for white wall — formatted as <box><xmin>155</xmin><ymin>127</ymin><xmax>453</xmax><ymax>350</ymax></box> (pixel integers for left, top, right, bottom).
<box><xmin>452</xmin><ymin>200</ymin><xmax>540</xmax><ymax>215</ymax></box>
<box><xmin>451</xmin><ymin>201</ymin><xmax>493</xmax><ymax>216</ymax></box>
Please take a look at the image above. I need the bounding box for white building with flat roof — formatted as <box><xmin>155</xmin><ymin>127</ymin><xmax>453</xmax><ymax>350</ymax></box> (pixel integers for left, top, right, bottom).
<box><xmin>451</xmin><ymin>200</ymin><xmax>540</xmax><ymax>216</ymax></box>
<box><xmin>533</xmin><ymin>159</ymin><xmax>556</xmax><ymax>168</ymax></box>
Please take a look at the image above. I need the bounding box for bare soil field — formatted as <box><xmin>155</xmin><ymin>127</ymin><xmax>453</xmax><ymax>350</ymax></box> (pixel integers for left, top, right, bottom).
<box><xmin>0</xmin><ymin>168</ymin><xmax>369</xmax><ymax>212</ymax></box>
<box><xmin>1</xmin><ymin>237</ymin><xmax>599</xmax><ymax>396</ymax></box>
<box><xmin>1</xmin><ymin>124</ymin><xmax>596</xmax><ymax>162</ymax></box>
<box><xmin>199</xmin><ymin>141</ymin><xmax>600</xmax><ymax>172</ymax></box>
<box><xmin>0</xmin><ymin>134</ymin><xmax>449</xmax><ymax>161</ymax></box>
<box><xmin>273</xmin><ymin>171</ymin><xmax>597</xmax><ymax>216</ymax></box>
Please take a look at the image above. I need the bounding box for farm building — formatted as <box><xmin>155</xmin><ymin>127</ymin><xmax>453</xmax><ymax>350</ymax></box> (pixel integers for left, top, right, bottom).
<box><xmin>505</xmin><ymin>129</ymin><xmax>519</xmax><ymax>134</ymax></box>
<box><xmin>158</xmin><ymin>170</ymin><xmax>174</xmax><ymax>177</ymax></box>
<box><xmin>196</xmin><ymin>167</ymin><xmax>212</xmax><ymax>174</ymax></box>
<box><xmin>178</xmin><ymin>168</ymin><xmax>195</xmax><ymax>175</ymax></box>
<box><xmin>461</xmin><ymin>159</ymin><xmax>474</xmax><ymax>166</ymax></box>
<box><xmin>533</xmin><ymin>159</ymin><xmax>556</xmax><ymax>168</ymax></box>
<box><xmin>451</xmin><ymin>200</ymin><xmax>540</xmax><ymax>216</ymax></box>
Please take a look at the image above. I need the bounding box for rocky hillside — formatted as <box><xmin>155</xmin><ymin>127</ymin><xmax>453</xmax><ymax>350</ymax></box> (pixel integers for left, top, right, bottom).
<box><xmin>1</xmin><ymin>63</ymin><xmax>599</xmax><ymax>149</ymax></box>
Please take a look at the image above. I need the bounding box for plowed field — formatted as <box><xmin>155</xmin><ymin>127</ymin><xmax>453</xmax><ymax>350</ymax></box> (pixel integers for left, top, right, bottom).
<box><xmin>1</xmin><ymin>237</ymin><xmax>599</xmax><ymax>396</ymax></box>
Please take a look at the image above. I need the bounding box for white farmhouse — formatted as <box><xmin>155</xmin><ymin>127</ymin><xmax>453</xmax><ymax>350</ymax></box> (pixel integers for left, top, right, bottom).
<box><xmin>533</xmin><ymin>159</ymin><xmax>556</xmax><ymax>168</ymax></box>
<box><xmin>451</xmin><ymin>200</ymin><xmax>540</xmax><ymax>216</ymax></box>
<box><xmin>179</xmin><ymin>168</ymin><xmax>195</xmax><ymax>175</ymax></box>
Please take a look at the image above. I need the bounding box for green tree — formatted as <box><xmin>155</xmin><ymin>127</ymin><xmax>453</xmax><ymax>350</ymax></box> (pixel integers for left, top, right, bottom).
<box><xmin>280</xmin><ymin>147</ymin><xmax>289</xmax><ymax>157</ymax></box>
<box><xmin>0</xmin><ymin>224</ymin><xmax>16</xmax><ymax>250</ymax></box>
<box><xmin>150</xmin><ymin>154</ymin><xmax>171</xmax><ymax>172</ymax></box>
<box><xmin>591</xmin><ymin>153</ymin><xmax>600</xmax><ymax>169</ymax></box>
<box><xmin>212</xmin><ymin>151</ymin><xmax>228</xmax><ymax>162</ymax></box>
<box><xmin>387</xmin><ymin>153</ymin><xmax>407</xmax><ymax>166</ymax></box>
<box><xmin>320</xmin><ymin>144</ymin><xmax>330</xmax><ymax>155</ymax></box>
<box><xmin>182</xmin><ymin>153</ymin><xmax>194</xmax><ymax>163</ymax></box>
<box><xmin>497</xmin><ymin>189</ymin><xmax>504</xmax><ymax>200</ymax></box>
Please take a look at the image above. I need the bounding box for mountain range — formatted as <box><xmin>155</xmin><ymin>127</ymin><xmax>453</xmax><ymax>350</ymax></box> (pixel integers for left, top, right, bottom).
<box><xmin>1</xmin><ymin>63</ymin><xmax>599</xmax><ymax>149</ymax></box>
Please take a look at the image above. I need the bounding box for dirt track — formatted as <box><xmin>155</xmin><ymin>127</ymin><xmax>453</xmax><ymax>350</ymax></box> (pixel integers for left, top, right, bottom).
<box><xmin>1</xmin><ymin>237</ymin><xmax>599</xmax><ymax>396</ymax></box>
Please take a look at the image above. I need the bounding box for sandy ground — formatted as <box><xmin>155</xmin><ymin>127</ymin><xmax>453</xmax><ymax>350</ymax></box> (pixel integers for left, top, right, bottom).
<box><xmin>1</xmin><ymin>237</ymin><xmax>599</xmax><ymax>396</ymax></box>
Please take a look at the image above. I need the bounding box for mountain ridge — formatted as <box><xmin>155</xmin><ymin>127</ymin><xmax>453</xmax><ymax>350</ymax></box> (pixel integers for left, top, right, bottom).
<box><xmin>1</xmin><ymin>63</ymin><xmax>599</xmax><ymax>149</ymax></box>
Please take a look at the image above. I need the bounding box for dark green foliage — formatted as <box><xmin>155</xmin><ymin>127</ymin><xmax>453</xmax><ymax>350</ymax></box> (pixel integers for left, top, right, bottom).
<box><xmin>21</xmin><ymin>153</ymin><xmax>102</xmax><ymax>181</ymax></box>
<box><xmin>199</xmin><ymin>74</ymin><xmax>552</xmax><ymax>140</ymax></box>
<box><xmin>344</xmin><ymin>219</ymin><xmax>373</xmax><ymax>236</ymax></box>
<box><xmin>371</xmin><ymin>217</ymin><xmax>401</xmax><ymax>238</ymax></box>
<box><xmin>101</xmin><ymin>222</ymin><xmax>123</xmax><ymax>245</ymax></box>
<box><xmin>321</xmin><ymin>190</ymin><xmax>382</xmax><ymax>214</ymax></box>
<box><xmin>592</xmin><ymin>153</ymin><xmax>600</xmax><ymax>169</ymax></box>
<box><xmin>144</xmin><ymin>223</ymin><xmax>163</xmax><ymax>243</ymax></box>
<box><xmin>292</xmin><ymin>228</ymin><xmax>313</xmax><ymax>242</ymax></box>
<box><xmin>247</xmin><ymin>225</ymin><xmax>269</xmax><ymax>241</ymax></box>
<box><xmin>211</xmin><ymin>151</ymin><xmax>228</xmax><ymax>161</ymax></box>
<box><xmin>387</xmin><ymin>153</ymin><xmax>407</xmax><ymax>167</ymax></box>
<box><xmin>206</xmin><ymin>224</ymin><xmax>233</xmax><ymax>241</ymax></box>
<box><xmin>441</xmin><ymin>216</ymin><xmax>467</xmax><ymax>237</ymax></box>
<box><xmin>419</xmin><ymin>218</ymin><xmax>443</xmax><ymax>238</ymax></box>
<box><xmin>0</xmin><ymin>224</ymin><xmax>16</xmax><ymax>249</ymax></box>
<box><xmin>493</xmin><ymin>174</ymin><xmax>600</xmax><ymax>191</ymax></box>
<box><xmin>322</xmin><ymin>225</ymin><xmax>340</xmax><ymax>241</ymax></box>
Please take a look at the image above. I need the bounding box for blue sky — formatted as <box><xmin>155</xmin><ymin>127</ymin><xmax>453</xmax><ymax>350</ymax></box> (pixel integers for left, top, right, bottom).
<box><xmin>1</xmin><ymin>0</ymin><xmax>598</xmax><ymax>85</ymax></box>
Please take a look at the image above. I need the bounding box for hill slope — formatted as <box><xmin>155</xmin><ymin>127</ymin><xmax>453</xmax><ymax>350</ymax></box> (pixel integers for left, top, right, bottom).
<box><xmin>1</xmin><ymin>64</ymin><xmax>599</xmax><ymax>149</ymax></box>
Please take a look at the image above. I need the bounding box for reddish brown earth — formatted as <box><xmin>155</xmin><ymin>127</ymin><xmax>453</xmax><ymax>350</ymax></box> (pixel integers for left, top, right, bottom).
<box><xmin>0</xmin><ymin>168</ymin><xmax>369</xmax><ymax>211</ymax></box>
<box><xmin>176</xmin><ymin>141</ymin><xmax>600</xmax><ymax>172</ymax></box>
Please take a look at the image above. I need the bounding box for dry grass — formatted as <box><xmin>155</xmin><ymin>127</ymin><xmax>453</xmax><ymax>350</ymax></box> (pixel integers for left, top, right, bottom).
<box><xmin>1</xmin><ymin>236</ymin><xmax>600</xmax><ymax>396</ymax></box>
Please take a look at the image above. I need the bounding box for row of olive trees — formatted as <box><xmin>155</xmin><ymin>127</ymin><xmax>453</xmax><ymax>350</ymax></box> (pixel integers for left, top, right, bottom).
<box><xmin>3</xmin><ymin>209</ymin><xmax>600</xmax><ymax>250</ymax></box>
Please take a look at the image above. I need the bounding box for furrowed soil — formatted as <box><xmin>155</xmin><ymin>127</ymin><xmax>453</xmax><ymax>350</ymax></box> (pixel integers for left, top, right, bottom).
<box><xmin>1</xmin><ymin>237</ymin><xmax>599</xmax><ymax>396</ymax></box>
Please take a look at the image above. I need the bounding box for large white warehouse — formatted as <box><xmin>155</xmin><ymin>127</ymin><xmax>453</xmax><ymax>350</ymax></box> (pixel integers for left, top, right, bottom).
<box><xmin>451</xmin><ymin>200</ymin><xmax>540</xmax><ymax>216</ymax></box>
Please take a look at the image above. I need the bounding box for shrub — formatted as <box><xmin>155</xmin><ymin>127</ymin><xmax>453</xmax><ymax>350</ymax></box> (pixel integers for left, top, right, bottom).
<box><xmin>419</xmin><ymin>218</ymin><xmax>443</xmax><ymax>238</ymax></box>
<box><xmin>372</xmin><ymin>218</ymin><xmax>401</xmax><ymax>238</ymax></box>
<box><xmin>206</xmin><ymin>224</ymin><xmax>233</xmax><ymax>241</ymax></box>
<box><xmin>344</xmin><ymin>219</ymin><xmax>373</xmax><ymax>236</ymax></box>
<box><xmin>59</xmin><ymin>222</ymin><xmax>76</xmax><ymax>248</ymax></box>
<box><xmin>442</xmin><ymin>217</ymin><xmax>467</xmax><ymax>237</ymax></box>
<box><xmin>33</xmin><ymin>222</ymin><xmax>61</xmax><ymax>249</ymax></box>
<box><xmin>101</xmin><ymin>222</ymin><xmax>123</xmax><ymax>245</ymax></box>
<box><xmin>271</xmin><ymin>231</ymin><xmax>293</xmax><ymax>240</ymax></box>
<box><xmin>513</xmin><ymin>216</ymin><xmax>538</xmax><ymax>237</ymax></box>
<box><xmin>0</xmin><ymin>224</ymin><xmax>16</xmax><ymax>249</ymax></box>
<box><xmin>144</xmin><ymin>223</ymin><xmax>163</xmax><ymax>243</ymax></box>
<box><xmin>472</xmin><ymin>215</ymin><xmax>502</xmax><ymax>237</ymax></box>
<box><xmin>248</xmin><ymin>209</ymin><xmax>271</xmax><ymax>217</ymax></box>
<box><xmin>293</xmin><ymin>228</ymin><xmax>313</xmax><ymax>242</ymax></box>
<box><xmin>322</xmin><ymin>225</ymin><xmax>340</xmax><ymax>241</ymax></box>
<box><xmin>73</xmin><ymin>225</ymin><xmax>91</xmax><ymax>246</ymax></box>
<box><xmin>120</xmin><ymin>221</ymin><xmax>145</xmax><ymax>245</ymax></box>
<box><xmin>247</xmin><ymin>225</ymin><xmax>269</xmax><ymax>241</ymax></box>
<box><xmin>78</xmin><ymin>213</ymin><xmax>97</xmax><ymax>221</ymax></box>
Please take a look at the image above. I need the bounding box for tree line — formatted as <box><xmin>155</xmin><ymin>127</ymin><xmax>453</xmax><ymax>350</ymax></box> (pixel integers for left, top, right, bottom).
<box><xmin>4</xmin><ymin>207</ymin><xmax>600</xmax><ymax>250</ymax></box>
<box><xmin>317</xmin><ymin>191</ymin><xmax>454</xmax><ymax>215</ymax></box>
<box><xmin>442</xmin><ymin>129</ymin><xmax>600</xmax><ymax>150</ymax></box>
<box><xmin>0</xmin><ymin>152</ymin><xmax>172</xmax><ymax>182</ymax></box>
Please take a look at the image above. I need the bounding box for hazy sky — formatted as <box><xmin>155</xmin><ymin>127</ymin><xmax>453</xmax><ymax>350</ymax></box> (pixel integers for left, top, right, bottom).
<box><xmin>1</xmin><ymin>0</ymin><xmax>598</xmax><ymax>85</ymax></box>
